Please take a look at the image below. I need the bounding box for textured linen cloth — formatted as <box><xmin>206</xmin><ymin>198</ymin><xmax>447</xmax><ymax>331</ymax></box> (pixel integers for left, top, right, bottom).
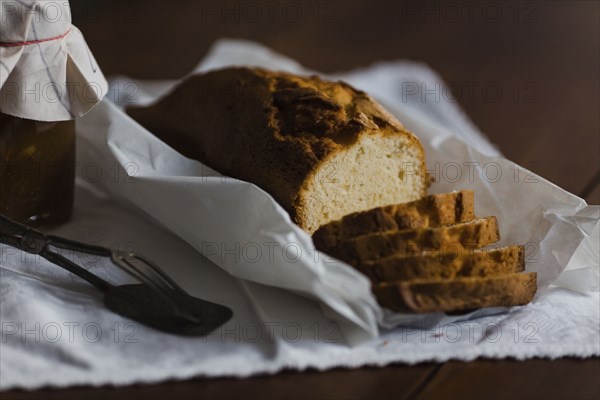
<box><xmin>1</xmin><ymin>39</ymin><xmax>598</xmax><ymax>390</ymax></box>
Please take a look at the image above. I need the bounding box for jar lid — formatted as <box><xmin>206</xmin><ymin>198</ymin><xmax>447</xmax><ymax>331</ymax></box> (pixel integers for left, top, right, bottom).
<box><xmin>0</xmin><ymin>1</ymin><xmax>107</xmax><ymax>121</ymax></box>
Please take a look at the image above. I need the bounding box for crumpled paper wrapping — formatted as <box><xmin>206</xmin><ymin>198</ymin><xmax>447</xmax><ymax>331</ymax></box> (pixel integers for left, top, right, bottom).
<box><xmin>88</xmin><ymin>39</ymin><xmax>599</xmax><ymax>335</ymax></box>
<box><xmin>0</xmin><ymin>0</ymin><xmax>107</xmax><ymax>120</ymax></box>
<box><xmin>0</xmin><ymin>39</ymin><xmax>598</xmax><ymax>390</ymax></box>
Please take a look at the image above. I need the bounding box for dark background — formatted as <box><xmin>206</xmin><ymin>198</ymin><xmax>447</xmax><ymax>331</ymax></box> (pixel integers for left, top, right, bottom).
<box><xmin>6</xmin><ymin>1</ymin><xmax>600</xmax><ymax>399</ymax></box>
<box><xmin>69</xmin><ymin>0</ymin><xmax>600</xmax><ymax>200</ymax></box>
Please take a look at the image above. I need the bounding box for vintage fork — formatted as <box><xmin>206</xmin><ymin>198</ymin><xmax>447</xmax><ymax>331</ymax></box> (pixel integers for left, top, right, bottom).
<box><xmin>0</xmin><ymin>213</ymin><xmax>232</xmax><ymax>336</ymax></box>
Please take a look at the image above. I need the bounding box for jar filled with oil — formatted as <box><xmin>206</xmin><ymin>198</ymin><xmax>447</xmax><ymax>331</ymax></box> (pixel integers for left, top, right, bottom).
<box><xmin>0</xmin><ymin>113</ymin><xmax>75</xmax><ymax>226</ymax></box>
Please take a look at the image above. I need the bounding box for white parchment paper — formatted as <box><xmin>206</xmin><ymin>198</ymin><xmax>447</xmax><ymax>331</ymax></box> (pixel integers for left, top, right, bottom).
<box><xmin>0</xmin><ymin>39</ymin><xmax>598</xmax><ymax>390</ymax></box>
<box><xmin>98</xmin><ymin>38</ymin><xmax>599</xmax><ymax>330</ymax></box>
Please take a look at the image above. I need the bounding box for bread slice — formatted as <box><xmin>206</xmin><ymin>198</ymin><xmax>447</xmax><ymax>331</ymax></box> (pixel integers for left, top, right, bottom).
<box><xmin>361</xmin><ymin>245</ymin><xmax>524</xmax><ymax>284</ymax></box>
<box><xmin>127</xmin><ymin>67</ymin><xmax>430</xmax><ymax>233</ymax></box>
<box><xmin>329</xmin><ymin>216</ymin><xmax>500</xmax><ymax>266</ymax></box>
<box><xmin>374</xmin><ymin>272</ymin><xmax>537</xmax><ymax>313</ymax></box>
<box><xmin>313</xmin><ymin>190</ymin><xmax>474</xmax><ymax>251</ymax></box>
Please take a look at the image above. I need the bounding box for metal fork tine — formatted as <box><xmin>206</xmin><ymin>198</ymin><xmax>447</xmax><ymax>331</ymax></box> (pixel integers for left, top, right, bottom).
<box><xmin>115</xmin><ymin>254</ymin><xmax>171</xmax><ymax>292</ymax></box>
<box><xmin>113</xmin><ymin>255</ymin><xmax>181</xmax><ymax>311</ymax></box>
<box><xmin>125</xmin><ymin>253</ymin><xmax>189</xmax><ymax>295</ymax></box>
<box><xmin>117</xmin><ymin>253</ymin><xmax>196</xmax><ymax>310</ymax></box>
<box><xmin>111</xmin><ymin>252</ymin><xmax>199</xmax><ymax>322</ymax></box>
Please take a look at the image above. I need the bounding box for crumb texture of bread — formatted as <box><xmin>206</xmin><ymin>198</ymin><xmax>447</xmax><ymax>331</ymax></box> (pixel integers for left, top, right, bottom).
<box><xmin>361</xmin><ymin>245</ymin><xmax>524</xmax><ymax>283</ymax></box>
<box><xmin>329</xmin><ymin>216</ymin><xmax>500</xmax><ymax>266</ymax></box>
<box><xmin>374</xmin><ymin>272</ymin><xmax>537</xmax><ymax>313</ymax></box>
<box><xmin>313</xmin><ymin>190</ymin><xmax>474</xmax><ymax>251</ymax></box>
<box><xmin>126</xmin><ymin>67</ymin><xmax>429</xmax><ymax>233</ymax></box>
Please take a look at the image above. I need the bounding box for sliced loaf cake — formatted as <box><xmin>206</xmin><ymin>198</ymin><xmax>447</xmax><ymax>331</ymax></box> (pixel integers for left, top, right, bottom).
<box><xmin>329</xmin><ymin>216</ymin><xmax>500</xmax><ymax>266</ymax></box>
<box><xmin>374</xmin><ymin>272</ymin><xmax>537</xmax><ymax>313</ymax></box>
<box><xmin>360</xmin><ymin>245</ymin><xmax>525</xmax><ymax>283</ymax></box>
<box><xmin>127</xmin><ymin>67</ymin><xmax>430</xmax><ymax>233</ymax></box>
<box><xmin>313</xmin><ymin>190</ymin><xmax>475</xmax><ymax>251</ymax></box>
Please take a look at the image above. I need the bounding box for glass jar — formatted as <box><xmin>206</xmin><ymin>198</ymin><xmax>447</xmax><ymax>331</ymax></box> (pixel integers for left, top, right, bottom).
<box><xmin>0</xmin><ymin>112</ymin><xmax>75</xmax><ymax>226</ymax></box>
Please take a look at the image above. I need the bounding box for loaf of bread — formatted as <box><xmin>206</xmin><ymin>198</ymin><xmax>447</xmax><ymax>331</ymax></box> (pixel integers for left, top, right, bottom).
<box><xmin>329</xmin><ymin>216</ymin><xmax>500</xmax><ymax>266</ymax></box>
<box><xmin>373</xmin><ymin>273</ymin><xmax>537</xmax><ymax>313</ymax></box>
<box><xmin>313</xmin><ymin>190</ymin><xmax>474</xmax><ymax>251</ymax></box>
<box><xmin>361</xmin><ymin>245</ymin><xmax>525</xmax><ymax>283</ymax></box>
<box><xmin>127</xmin><ymin>66</ymin><xmax>535</xmax><ymax>315</ymax></box>
<box><xmin>127</xmin><ymin>67</ymin><xmax>429</xmax><ymax>233</ymax></box>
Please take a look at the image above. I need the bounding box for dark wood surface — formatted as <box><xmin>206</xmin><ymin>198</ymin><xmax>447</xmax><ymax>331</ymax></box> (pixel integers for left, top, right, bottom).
<box><xmin>417</xmin><ymin>358</ymin><xmax>600</xmax><ymax>400</ymax></box>
<box><xmin>3</xmin><ymin>1</ymin><xmax>599</xmax><ymax>399</ymax></box>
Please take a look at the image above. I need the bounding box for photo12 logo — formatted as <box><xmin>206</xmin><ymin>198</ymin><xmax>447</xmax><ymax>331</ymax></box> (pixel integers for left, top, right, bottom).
<box><xmin>398</xmin><ymin>2</ymin><xmax>541</xmax><ymax>24</ymax></box>
<box><xmin>401</xmin><ymin>81</ymin><xmax>541</xmax><ymax>105</ymax></box>
<box><xmin>399</xmin><ymin>321</ymin><xmax>540</xmax><ymax>344</ymax></box>
<box><xmin>1</xmin><ymin>1</ymin><xmax>70</xmax><ymax>24</ymax></box>
<box><xmin>0</xmin><ymin>81</ymin><xmax>105</xmax><ymax>105</ymax></box>
<box><xmin>196</xmin><ymin>1</ymin><xmax>339</xmax><ymax>24</ymax></box>
<box><xmin>1</xmin><ymin>321</ymin><xmax>139</xmax><ymax>344</ymax></box>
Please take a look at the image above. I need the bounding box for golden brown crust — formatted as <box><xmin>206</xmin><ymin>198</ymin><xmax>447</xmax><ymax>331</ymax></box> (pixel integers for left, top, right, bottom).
<box><xmin>312</xmin><ymin>190</ymin><xmax>474</xmax><ymax>251</ymax></box>
<box><xmin>361</xmin><ymin>245</ymin><xmax>524</xmax><ymax>283</ymax></box>
<box><xmin>329</xmin><ymin>216</ymin><xmax>500</xmax><ymax>266</ymax></box>
<box><xmin>374</xmin><ymin>272</ymin><xmax>537</xmax><ymax>313</ymax></box>
<box><xmin>126</xmin><ymin>67</ymin><xmax>428</xmax><ymax>231</ymax></box>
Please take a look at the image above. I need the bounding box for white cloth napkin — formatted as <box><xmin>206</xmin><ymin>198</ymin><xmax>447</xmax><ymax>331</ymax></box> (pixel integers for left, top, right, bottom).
<box><xmin>1</xmin><ymin>39</ymin><xmax>598</xmax><ymax>390</ymax></box>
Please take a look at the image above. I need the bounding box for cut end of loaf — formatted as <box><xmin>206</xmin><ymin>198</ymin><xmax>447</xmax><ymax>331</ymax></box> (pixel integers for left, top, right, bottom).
<box><xmin>298</xmin><ymin>133</ymin><xmax>427</xmax><ymax>233</ymax></box>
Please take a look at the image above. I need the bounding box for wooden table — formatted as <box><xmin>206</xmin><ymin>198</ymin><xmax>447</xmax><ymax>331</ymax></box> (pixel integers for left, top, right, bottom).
<box><xmin>4</xmin><ymin>1</ymin><xmax>599</xmax><ymax>398</ymax></box>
